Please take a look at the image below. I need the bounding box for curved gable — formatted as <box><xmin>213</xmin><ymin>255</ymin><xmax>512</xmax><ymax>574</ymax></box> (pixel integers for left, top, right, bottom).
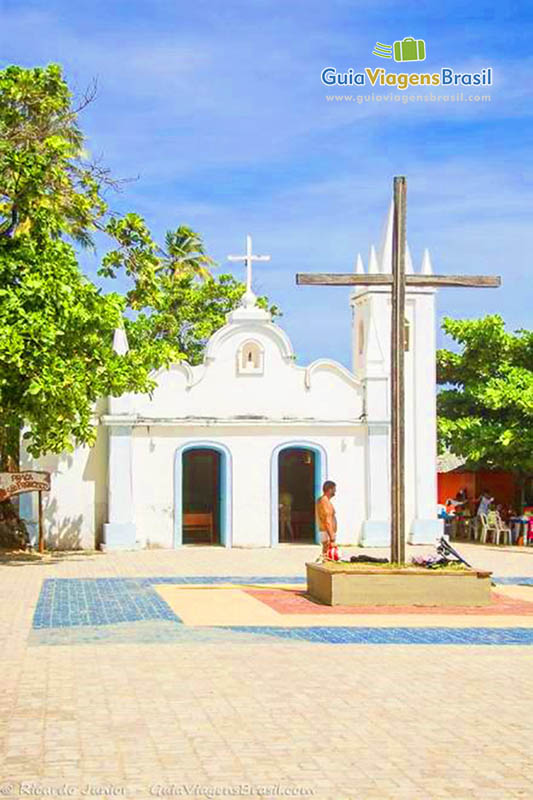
<box><xmin>304</xmin><ymin>359</ymin><xmax>361</xmax><ymax>391</ymax></box>
<box><xmin>131</xmin><ymin>315</ymin><xmax>363</xmax><ymax>422</ymax></box>
<box><xmin>205</xmin><ymin>319</ymin><xmax>294</xmax><ymax>364</ymax></box>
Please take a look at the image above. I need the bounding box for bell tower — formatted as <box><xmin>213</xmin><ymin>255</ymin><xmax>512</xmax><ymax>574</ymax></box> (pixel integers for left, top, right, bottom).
<box><xmin>351</xmin><ymin>205</ymin><xmax>441</xmax><ymax>546</ymax></box>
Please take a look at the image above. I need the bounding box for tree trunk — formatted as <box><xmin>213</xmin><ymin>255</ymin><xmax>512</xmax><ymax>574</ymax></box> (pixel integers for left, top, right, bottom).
<box><xmin>0</xmin><ymin>421</ymin><xmax>21</xmax><ymax>471</ymax></box>
<box><xmin>0</xmin><ymin>423</ymin><xmax>29</xmax><ymax>549</ymax></box>
<box><xmin>0</xmin><ymin>499</ymin><xmax>29</xmax><ymax>548</ymax></box>
<box><xmin>514</xmin><ymin>472</ymin><xmax>531</xmax><ymax>514</ymax></box>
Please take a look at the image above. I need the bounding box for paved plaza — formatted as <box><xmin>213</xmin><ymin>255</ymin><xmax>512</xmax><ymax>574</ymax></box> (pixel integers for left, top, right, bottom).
<box><xmin>1</xmin><ymin>543</ymin><xmax>533</xmax><ymax>799</ymax></box>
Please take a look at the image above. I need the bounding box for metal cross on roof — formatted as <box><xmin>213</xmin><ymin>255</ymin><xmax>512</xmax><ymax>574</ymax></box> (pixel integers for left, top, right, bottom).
<box><xmin>228</xmin><ymin>234</ymin><xmax>271</xmax><ymax>295</ymax></box>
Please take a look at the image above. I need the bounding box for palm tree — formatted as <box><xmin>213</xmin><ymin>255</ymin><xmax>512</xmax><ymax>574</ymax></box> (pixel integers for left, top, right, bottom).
<box><xmin>161</xmin><ymin>226</ymin><xmax>215</xmax><ymax>280</ymax></box>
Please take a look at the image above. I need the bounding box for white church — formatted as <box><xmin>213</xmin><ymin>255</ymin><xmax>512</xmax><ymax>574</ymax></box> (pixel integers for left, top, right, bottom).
<box><xmin>21</xmin><ymin>205</ymin><xmax>442</xmax><ymax>550</ymax></box>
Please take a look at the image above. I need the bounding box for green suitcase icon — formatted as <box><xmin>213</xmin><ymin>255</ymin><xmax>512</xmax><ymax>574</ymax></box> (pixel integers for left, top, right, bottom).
<box><xmin>393</xmin><ymin>37</ymin><xmax>426</xmax><ymax>62</ymax></box>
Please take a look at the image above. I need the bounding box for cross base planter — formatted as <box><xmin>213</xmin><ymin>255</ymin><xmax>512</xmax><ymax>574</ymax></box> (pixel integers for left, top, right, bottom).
<box><xmin>306</xmin><ymin>561</ymin><xmax>492</xmax><ymax>606</ymax></box>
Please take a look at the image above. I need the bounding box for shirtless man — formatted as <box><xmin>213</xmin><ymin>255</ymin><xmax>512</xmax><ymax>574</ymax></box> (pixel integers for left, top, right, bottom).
<box><xmin>316</xmin><ymin>480</ymin><xmax>337</xmax><ymax>555</ymax></box>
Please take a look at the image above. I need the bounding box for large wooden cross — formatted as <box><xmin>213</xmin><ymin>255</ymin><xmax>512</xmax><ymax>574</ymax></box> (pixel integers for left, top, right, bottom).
<box><xmin>296</xmin><ymin>176</ymin><xmax>501</xmax><ymax>563</ymax></box>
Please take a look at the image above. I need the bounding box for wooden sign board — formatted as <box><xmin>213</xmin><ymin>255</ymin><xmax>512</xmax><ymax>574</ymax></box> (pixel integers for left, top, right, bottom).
<box><xmin>0</xmin><ymin>471</ymin><xmax>51</xmax><ymax>502</ymax></box>
<box><xmin>0</xmin><ymin>471</ymin><xmax>51</xmax><ymax>553</ymax></box>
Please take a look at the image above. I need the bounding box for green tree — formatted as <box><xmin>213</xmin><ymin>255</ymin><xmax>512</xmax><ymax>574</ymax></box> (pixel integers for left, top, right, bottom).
<box><xmin>0</xmin><ymin>64</ymin><xmax>279</xmax><ymax>466</ymax></box>
<box><xmin>0</xmin><ymin>65</ymin><xmax>164</xmax><ymax>464</ymax></box>
<box><xmin>100</xmin><ymin>213</ymin><xmax>280</xmax><ymax>366</ymax></box>
<box><xmin>126</xmin><ymin>272</ymin><xmax>278</xmax><ymax>366</ymax></box>
<box><xmin>0</xmin><ymin>64</ymin><xmax>107</xmax><ymax>244</ymax></box>
<box><xmin>0</xmin><ymin>232</ymin><xmax>157</xmax><ymax>461</ymax></box>
<box><xmin>437</xmin><ymin>315</ymin><xmax>533</xmax><ymax>502</ymax></box>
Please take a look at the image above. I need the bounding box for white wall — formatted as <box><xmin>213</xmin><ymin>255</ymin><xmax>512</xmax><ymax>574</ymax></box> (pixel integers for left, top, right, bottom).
<box><xmin>20</xmin><ymin>425</ymin><xmax>107</xmax><ymax>550</ymax></box>
<box><xmin>131</xmin><ymin>425</ymin><xmax>366</xmax><ymax>548</ymax></box>
<box><xmin>132</xmin><ymin>320</ymin><xmax>363</xmax><ymax>422</ymax></box>
<box><xmin>352</xmin><ymin>285</ymin><xmax>441</xmax><ymax>544</ymax></box>
<box><xmin>21</xmin><ymin>315</ymin><xmax>367</xmax><ymax>549</ymax></box>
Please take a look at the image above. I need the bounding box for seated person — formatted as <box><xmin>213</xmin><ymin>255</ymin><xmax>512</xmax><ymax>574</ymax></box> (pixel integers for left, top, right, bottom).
<box><xmin>476</xmin><ymin>490</ymin><xmax>494</xmax><ymax>517</ymax></box>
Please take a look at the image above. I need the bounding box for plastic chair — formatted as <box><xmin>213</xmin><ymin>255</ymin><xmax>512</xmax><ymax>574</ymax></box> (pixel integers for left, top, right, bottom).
<box><xmin>478</xmin><ymin>513</ymin><xmax>498</xmax><ymax>544</ymax></box>
<box><xmin>493</xmin><ymin>512</ymin><xmax>511</xmax><ymax>546</ymax></box>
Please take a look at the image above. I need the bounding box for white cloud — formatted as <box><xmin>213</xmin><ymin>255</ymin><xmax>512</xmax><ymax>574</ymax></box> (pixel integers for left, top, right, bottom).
<box><xmin>2</xmin><ymin>2</ymin><xmax>531</xmax><ymax>366</ymax></box>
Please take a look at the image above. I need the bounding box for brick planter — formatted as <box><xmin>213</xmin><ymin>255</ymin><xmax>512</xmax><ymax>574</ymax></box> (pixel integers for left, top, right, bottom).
<box><xmin>306</xmin><ymin>561</ymin><xmax>493</xmax><ymax>607</ymax></box>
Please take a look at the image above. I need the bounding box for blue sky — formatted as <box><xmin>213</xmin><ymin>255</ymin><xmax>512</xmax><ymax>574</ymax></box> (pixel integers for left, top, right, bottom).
<box><xmin>1</xmin><ymin>0</ymin><xmax>532</xmax><ymax>367</ymax></box>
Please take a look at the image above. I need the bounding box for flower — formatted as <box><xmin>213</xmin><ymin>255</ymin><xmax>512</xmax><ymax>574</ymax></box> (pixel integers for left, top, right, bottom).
<box><xmin>411</xmin><ymin>554</ymin><xmax>443</xmax><ymax>568</ymax></box>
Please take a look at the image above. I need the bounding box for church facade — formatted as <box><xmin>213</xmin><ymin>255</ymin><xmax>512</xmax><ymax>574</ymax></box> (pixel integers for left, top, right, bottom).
<box><xmin>20</xmin><ymin>210</ymin><xmax>442</xmax><ymax>550</ymax></box>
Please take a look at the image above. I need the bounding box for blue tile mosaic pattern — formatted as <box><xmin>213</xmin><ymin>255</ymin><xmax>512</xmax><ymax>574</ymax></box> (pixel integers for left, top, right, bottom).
<box><xmin>30</xmin><ymin>575</ymin><xmax>533</xmax><ymax>647</ymax></box>
<box><xmin>29</xmin><ymin>621</ymin><xmax>533</xmax><ymax>647</ymax></box>
<box><xmin>35</xmin><ymin>573</ymin><xmax>533</xmax><ymax>631</ymax></box>
<box><xmin>227</xmin><ymin>626</ymin><xmax>533</xmax><ymax>645</ymax></box>
<box><xmin>29</xmin><ymin>620</ymin><xmax>285</xmax><ymax>647</ymax></box>
<box><xmin>33</xmin><ymin>576</ymin><xmax>306</xmax><ymax>629</ymax></box>
<box><xmin>33</xmin><ymin>578</ymin><xmax>182</xmax><ymax>628</ymax></box>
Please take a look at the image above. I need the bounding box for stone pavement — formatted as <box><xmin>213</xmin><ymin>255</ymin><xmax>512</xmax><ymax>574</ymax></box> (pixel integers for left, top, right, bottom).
<box><xmin>0</xmin><ymin>543</ymin><xmax>532</xmax><ymax>799</ymax></box>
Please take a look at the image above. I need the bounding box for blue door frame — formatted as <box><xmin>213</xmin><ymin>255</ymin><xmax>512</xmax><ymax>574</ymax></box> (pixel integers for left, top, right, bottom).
<box><xmin>270</xmin><ymin>441</ymin><xmax>327</xmax><ymax>547</ymax></box>
<box><xmin>174</xmin><ymin>442</ymin><xmax>232</xmax><ymax>548</ymax></box>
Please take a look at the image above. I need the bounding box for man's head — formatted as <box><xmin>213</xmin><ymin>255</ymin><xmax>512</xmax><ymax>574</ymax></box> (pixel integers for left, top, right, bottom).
<box><xmin>323</xmin><ymin>480</ymin><xmax>336</xmax><ymax>498</ymax></box>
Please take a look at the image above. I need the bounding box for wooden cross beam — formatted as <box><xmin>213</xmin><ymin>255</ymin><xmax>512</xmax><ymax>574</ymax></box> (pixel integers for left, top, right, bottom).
<box><xmin>296</xmin><ymin>274</ymin><xmax>500</xmax><ymax>287</ymax></box>
<box><xmin>296</xmin><ymin>176</ymin><xmax>501</xmax><ymax>564</ymax></box>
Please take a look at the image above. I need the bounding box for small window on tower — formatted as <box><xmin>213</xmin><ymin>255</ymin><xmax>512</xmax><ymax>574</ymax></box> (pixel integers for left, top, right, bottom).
<box><xmin>237</xmin><ymin>340</ymin><xmax>264</xmax><ymax>374</ymax></box>
<box><xmin>358</xmin><ymin>321</ymin><xmax>365</xmax><ymax>355</ymax></box>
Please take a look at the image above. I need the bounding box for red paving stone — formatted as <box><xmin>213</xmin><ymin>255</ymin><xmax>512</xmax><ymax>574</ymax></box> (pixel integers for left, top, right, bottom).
<box><xmin>245</xmin><ymin>588</ymin><xmax>533</xmax><ymax>615</ymax></box>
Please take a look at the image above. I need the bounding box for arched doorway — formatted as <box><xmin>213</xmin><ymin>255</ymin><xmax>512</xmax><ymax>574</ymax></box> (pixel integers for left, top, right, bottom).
<box><xmin>174</xmin><ymin>443</ymin><xmax>232</xmax><ymax>547</ymax></box>
<box><xmin>276</xmin><ymin>446</ymin><xmax>321</xmax><ymax>544</ymax></box>
<box><xmin>182</xmin><ymin>448</ymin><xmax>220</xmax><ymax>544</ymax></box>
